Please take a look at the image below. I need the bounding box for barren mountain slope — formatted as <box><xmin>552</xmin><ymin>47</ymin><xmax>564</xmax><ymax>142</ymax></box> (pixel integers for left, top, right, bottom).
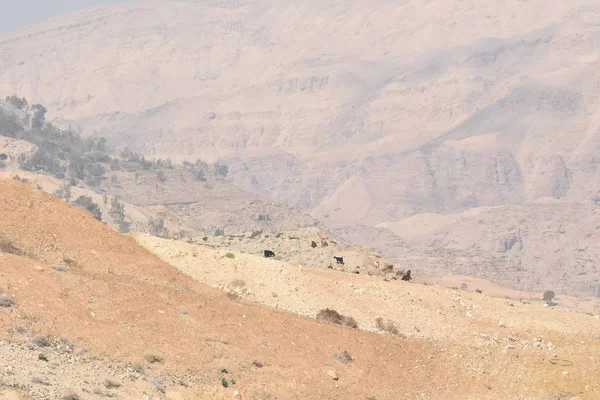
<box><xmin>4</xmin><ymin>0</ymin><xmax>600</xmax><ymax>294</ymax></box>
<box><xmin>133</xmin><ymin>233</ymin><xmax>600</xmax><ymax>400</ymax></box>
<box><xmin>0</xmin><ymin>179</ymin><xmax>512</xmax><ymax>400</ymax></box>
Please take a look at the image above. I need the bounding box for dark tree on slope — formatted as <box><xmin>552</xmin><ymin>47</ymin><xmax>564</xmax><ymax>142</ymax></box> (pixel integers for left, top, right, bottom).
<box><xmin>110</xmin><ymin>196</ymin><xmax>130</xmax><ymax>233</ymax></box>
<box><xmin>30</xmin><ymin>104</ymin><xmax>47</xmax><ymax>130</ymax></box>
<box><xmin>54</xmin><ymin>183</ymin><xmax>72</xmax><ymax>202</ymax></box>
<box><xmin>543</xmin><ymin>290</ymin><xmax>556</xmax><ymax>305</ymax></box>
<box><xmin>148</xmin><ymin>216</ymin><xmax>169</xmax><ymax>238</ymax></box>
<box><xmin>214</xmin><ymin>163</ymin><xmax>228</xmax><ymax>178</ymax></box>
<box><xmin>73</xmin><ymin>196</ymin><xmax>102</xmax><ymax>221</ymax></box>
<box><xmin>5</xmin><ymin>95</ymin><xmax>28</xmax><ymax>110</ymax></box>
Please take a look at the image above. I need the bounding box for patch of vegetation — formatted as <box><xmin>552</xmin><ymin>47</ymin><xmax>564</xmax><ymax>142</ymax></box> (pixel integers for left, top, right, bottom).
<box><xmin>32</xmin><ymin>334</ymin><xmax>50</xmax><ymax>347</ymax></box>
<box><xmin>32</xmin><ymin>376</ymin><xmax>51</xmax><ymax>386</ymax></box>
<box><xmin>475</xmin><ymin>289</ymin><xmax>483</xmax><ymax>294</ymax></box>
<box><xmin>214</xmin><ymin>228</ymin><xmax>225</xmax><ymax>236</ymax></box>
<box><xmin>0</xmin><ymin>291</ymin><xmax>15</xmax><ymax>308</ymax></box>
<box><xmin>110</xmin><ymin>196</ymin><xmax>130</xmax><ymax>233</ymax></box>
<box><xmin>12</xmin><ymin>175</ymin><xmax>28</xmax><ymax>183</ymax></box>
<box><xmin>221</xmin><ymin>377</ymin><xmax>229</xmax><ymax>388</ymax></box>
<box><xmin>153</xmin><ymin>377</ymin><xmax>166</xmax><ymax>394</ymax></box>
<box><xmin>225</xmin><ymin>252</ymin><xmax>235</xmax><ymax>259</ymax></box>
<box><xmin>252</xmin><ymin>360</ymin><xmax>264</xmax><ymax>368</ymax></box>
<box><xmin>73</xmin><ymin>195</ymin><xmax>102</xmax><ymax>221</ymax></box>
<box><xmin>53</xmin><ymin>183</ymin><xmax>72</xmax><ymax>202</ymax></box>
<box><xmin>148</xmin><ymin>215</ymin><xmax>169</xmax><ymax>238</ymax></box>
<box><xmin>226</xmin><ymin>292</ymin><xmax>240</xmax><ymax>301</ymax></box>
<box><xmin>316</xmin><ymin>308</ymin><xmax>358</xmax><ymax>329</ymax></box>
<box><xmin>132</xmin><ymin>364</ymin><xmax>146</xmax><ymax>374</ymax></box>
<box><xmin>37</xmin><ymin>354</ymin><xmax>48</xmax><ymax>362</ymax></box>
<box><xmin>0</xmin><ymin>237</ymin><xmax>23</xmax><ymax>256</ymax></box>
<box><xmin>144</xmin><ymin>353</ymin><xmax>164</xmax><ymax>364</ymax></box>
<box><xmin>375</xmin><ymin>318</ymin><xmax>401</xmax><ymax>336</ymax></box>
<box><xmin>220</xmin><ymin>368</ymin><xmax>229</xmax><ymax>374</ymax></box>
<box><xmin>543</xmin><ymin>290</ymin><xmax>556</xmax><ymax>305</ymax></box>
<box><xmin>249</xmin><ymin>230</ymin><xmax>262</xmax><ymax>239</ymax></box>
<box><xmin>213</xmin><ymin>163</ymin><xmax>229</xmax><ymax>178</ymax></box>
<box><xmin>460</xmin><ymin>283</ymin><xmax>468</xmax><ymax>291</ymax></box>
<box><xmin>104</xmin><ymin>380</ymin><xmax>121</xmax><ymax>389</ymax></box>
<box><xmin>333</xmin><ymin>350</ymin><xmax>353</xmax><ymax>364</ymax></box>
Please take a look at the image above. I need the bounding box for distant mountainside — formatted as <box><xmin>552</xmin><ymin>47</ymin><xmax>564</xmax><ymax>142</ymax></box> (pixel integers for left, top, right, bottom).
<box><xmin>0</xmin><ymin>99</ymin><xmax>325</xmax><ymax>238</ymax></box>
<box><xmin>2</xmin><ymin>0</ymin><xmax>600</xmax><ymax>295</ymax></box>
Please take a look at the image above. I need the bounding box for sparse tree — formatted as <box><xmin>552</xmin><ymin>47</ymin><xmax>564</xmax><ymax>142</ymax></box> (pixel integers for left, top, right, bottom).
<box><xmin>214</xmin><ymin>163</ymin><xmax>228</xmax><ymax>178</ymax></box>
<box><xmin>5</xmin><ymin>95</ymin><xmax>28</xmax><ymax>110</ymax></box>
<box><xmin>148</xmin><ymin>216</ymin><xmax>169</xmax><ymax>238</ymax></box>
<box><xmin>54</xmin><ymin>183</ymin><xmax>72</xmax><ymax>202</ymax></box>
<box><xmin>73</xmin><ymin>195</ymin><xmax>102</xmax><ymax>221</ymax></box>
<box><xmin>31</xmin><ymin>104</ymin><xmax>47</xmax><ymax>130</ymax></box>
<box><xmin>195</xmin><ymin>168</ymin><xmax>206</xmax><ymax>181</ymax></box>
<box><xmin>543</xmin><ymin>290</ymin><xmax>556</xmax><ymax>305</ymax></box>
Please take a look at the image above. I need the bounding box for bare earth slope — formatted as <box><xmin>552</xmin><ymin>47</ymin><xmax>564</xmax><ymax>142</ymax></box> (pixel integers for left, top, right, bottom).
<box><xmin>0</xmin><ymin>179</ymin><xmax>443</xmax><ymax>400</ymax></box>
<box><xmin>1</xmin><ymin>181</ymin><xmax>600</xmax><ymax>399</ymax></box>
<box><xmin>133</xmin><ymin>232</ymin><xmax>600</xmax><ymax>400</ymax></box>
<box><xmin>3</xmin><ymin>0</ymin><xmax>600</xmax><ymax>294</ymax></box>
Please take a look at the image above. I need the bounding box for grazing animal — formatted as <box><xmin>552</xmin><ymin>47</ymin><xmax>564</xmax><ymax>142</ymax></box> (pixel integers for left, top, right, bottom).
<box><xmin>334</xmin><ymin>256</ymin><xmax>344</xmax><ymax>265</ymax></box>
<box><xmin>311</xmin><ymin>241</ymin><xmax>318</xmax><ymax>248</ymax></box>
<box><xmin>402</xmin><ymin>270</ymin><xmax>412</xmax><ymax>281</ymax></box>
<box><xmin>264</xmin><ymin>250</ymin><xmax>275</xmax><ymax>258</ymax></box>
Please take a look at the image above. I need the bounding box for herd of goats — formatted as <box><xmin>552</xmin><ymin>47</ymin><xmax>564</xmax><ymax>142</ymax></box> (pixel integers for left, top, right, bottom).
<box><xmin>262</xmin><ymin>242</ymin><xmax>412</xmax><ymax>282</ymax></box>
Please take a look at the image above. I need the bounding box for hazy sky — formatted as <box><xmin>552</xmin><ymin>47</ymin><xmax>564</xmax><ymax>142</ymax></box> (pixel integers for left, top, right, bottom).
<box><xmin>0</xmin><ymin>0</ymin><xmax>134</xmax><ymax>33</ymax></box>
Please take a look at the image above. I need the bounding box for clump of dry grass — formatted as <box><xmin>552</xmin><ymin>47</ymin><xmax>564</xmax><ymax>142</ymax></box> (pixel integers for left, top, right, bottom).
<box><xmin>375</xmin><ymin>318</ymin><xmax>404</xmax><ymax>337</ymax></box>
<box><xmin>0</xmin><ymin>291</ymin><xmax>15</xmax><ymax>308</ymax></box>
<box><xmin>31</xmin><ymin>334</ymin><xmax>50</xmax><ymax>347</ymax></box>
<box><xmin>316</xmin><ymin>308</ymin><xmax>358</xmax><ymax>328</ymax></box>
<box><xmin>144</xmin><ymin>353</ymin><xmax>164</xmax><ymax>364</ymax></box>
<box><xmin>104</xmin><ymin>379</ymin><xmax>121</xmax><ymax>389</ymax></box>
<box><xmin>0</xmin><ymin>237</ymin><xmax>23</xmax><ymax>256</ymax></box>
<box><xmin>333</xmin><ymin>350</ymin><xmax>353</xmax><ymax>364</ymax></box>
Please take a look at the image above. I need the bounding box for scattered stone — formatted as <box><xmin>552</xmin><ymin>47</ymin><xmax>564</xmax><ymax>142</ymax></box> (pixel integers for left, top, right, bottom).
<box><xmin>326</xmin><ymin>369</ymin><xmax>339</xmax><ymax>381</ymax></box>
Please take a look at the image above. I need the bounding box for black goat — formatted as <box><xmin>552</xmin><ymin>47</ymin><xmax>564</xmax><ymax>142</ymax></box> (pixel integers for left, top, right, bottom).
<box><xmin>264</xmin><ymin>250</ymin><xmax>275</xmax><ymax>258</ymax></box>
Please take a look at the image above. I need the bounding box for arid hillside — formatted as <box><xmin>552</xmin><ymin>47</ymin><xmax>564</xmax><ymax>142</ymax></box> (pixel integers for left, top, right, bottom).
<box><xmin>0</xmin><ymin>99</ymin><xmax>325</xmax><ymax>238</ymax></box>
<box><xmin>3</xmin><ymin>0</ymin><xmax>600</xmax><ymax>295</ymax></box>
<box><xmin>1</xmin><ymin>180</ymin><xmax>600</xmax><ymax>400</ymax></box>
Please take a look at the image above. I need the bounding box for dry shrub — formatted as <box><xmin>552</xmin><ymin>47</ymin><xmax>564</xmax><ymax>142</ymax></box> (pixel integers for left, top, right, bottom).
<box><xmin>0</xmin><ymin>237</ymin><xmax>23</xmax><ymax>256</ymax></box>
<box><xmin>31</xmin><ymin>334</ymin><xmax>50</xmax><ymax>347</ymax></box>
<box><xmin>104</xmin><ymin>379</ymin><xmax>121</xmax><ymax>389</ymax></box>
<box><xmin>316</xmin><ymin>308</ymin><xmax>358</xmax><ymax>328</ymax></box>
<box><xmin>144</xmin><ymin>353</ymin><xmax>164</xmax><ymax>364</ymax></box>
<box><xmin>225</xmin><ymin>252</ymin><xmax>235</xmax><ymax>259</ymax></box>
<box><xmin>0</xmin><ymin>292</ymin><xmax>15</xmax><ymax>308</ymax></box>
<box><xmin>229</xmin><ymin>279</ymin><xmax>245</xmax><ymax>288</ymax></box>
<box><xmin>333</xmin><ymin>350</ymin><xmax>353</xmax><ymax>364</ymax></box>
<box><xmin>375</xmin><ymin>318</ymin><xmax>401</xmax><ymax>336</ymax></box>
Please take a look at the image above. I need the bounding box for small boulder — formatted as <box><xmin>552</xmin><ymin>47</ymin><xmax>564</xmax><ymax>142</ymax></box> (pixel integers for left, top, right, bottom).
<box><xmin>326</xmin><ymin>369</ymin><xmax>340</xmax><ymax>381</ymax></box>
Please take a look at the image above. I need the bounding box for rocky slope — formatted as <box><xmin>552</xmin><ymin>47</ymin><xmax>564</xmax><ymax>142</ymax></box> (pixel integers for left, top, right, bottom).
<box><xmin>2</xmin><ymin>179</ymin><xmax>600</xmax><ymax>400</ymax></box>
